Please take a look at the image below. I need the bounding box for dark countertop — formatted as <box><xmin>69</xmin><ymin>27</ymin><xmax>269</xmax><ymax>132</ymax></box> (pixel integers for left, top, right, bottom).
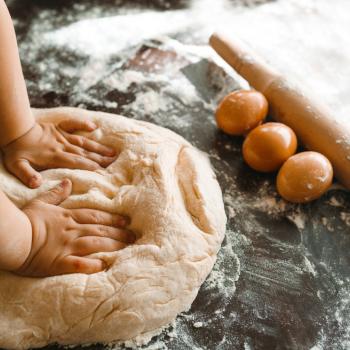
<box><xmin>5</xmin><ymin>1</ymin><xmax>350</xmax><ymax>349</ymax></box>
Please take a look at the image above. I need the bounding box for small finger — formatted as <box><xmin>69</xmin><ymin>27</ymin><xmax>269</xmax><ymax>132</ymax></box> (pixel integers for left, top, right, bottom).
<box><xmin>58</xmin><ymin>119</ymin><xmax>97</xmax><ymax>133</ymax></box>
<box><xmin>78</xmin><ymin>224</ymin><xmax>135</xmax><ymax>243</ymax></box>
<box><xmin>58</xmin><ymin>256</ymin><xmax>106</xmax><ymax>275</ymax></box>
<box><xmin>72</xmin><ymin>236</ymin><xmax>127</xmax><ymax>256</ymax></box>
<box><xmin>64</xmin><ymin>134</ymin><xmax>116</xmax><ymax>157</ymax></box>
<box><xmin>64</xmin><ymin>144</ymin><xmax>115</xmax><ymax>168</ymax></box>
<box><xmin>35</xmin><ymin>179</ymin><xmax>72</xmax><ymax>205</ymax></box>
<box><xmin>59</xmin><ymin>153</ymin><xmax>101</xmax><ymax>171</ymax></box>
<box><xmin>8</xmin><ymin>159</ymin><xmax>42</xmax><ymax>189</ymax></box>
<box><xmin>71</xmin><ymin>209</ymin><xmax>130</xmax><ymax>227</ymax></box>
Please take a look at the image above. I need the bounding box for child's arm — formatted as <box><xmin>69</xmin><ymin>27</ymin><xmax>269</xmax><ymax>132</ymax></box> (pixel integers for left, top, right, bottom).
<box><xmin>0</xmin><ymin>180</ymin><xmax>134</xmax><ymax>276</ymax></box>
<box><xmin>0</xmin><ymin>2</ymin><xmax>135</xmax><ymax>277</ymax></box>
<box><xmin>0</xmin><ymin>189</ymin><xmax>32</xmax><ymax>271</ymax></box>
<box><xmin>0</xmin><ymin>0</ymin><xmax>116</xmax><ymax>189</ymax></box>
<box><xmin>0</xmin><ymin>0</ymin><xmax>34</xmax><ymax>148</ymax></box>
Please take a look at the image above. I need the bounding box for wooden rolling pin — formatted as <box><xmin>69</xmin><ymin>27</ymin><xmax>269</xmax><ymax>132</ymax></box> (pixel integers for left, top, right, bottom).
<box><xmin>210</xmin><ymin>32</ymin><xmax>350</xmax><ymax>190</ymax></box>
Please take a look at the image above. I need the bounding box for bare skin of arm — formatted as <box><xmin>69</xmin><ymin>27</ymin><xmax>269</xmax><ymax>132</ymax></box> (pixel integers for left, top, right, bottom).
<box><xmin>0</xmin><ymin>2</ymin><xmax>135</xmax><ymax>277</ymax></box>
<box><xmin>0</xmin><ymin>0</ymin><xmax>33</xmax><ymax>148</ymax></box>
<box><xmin>0</xmin><ymin>188</ymin><xmax>32</xmax><ymax>271</ymax></box>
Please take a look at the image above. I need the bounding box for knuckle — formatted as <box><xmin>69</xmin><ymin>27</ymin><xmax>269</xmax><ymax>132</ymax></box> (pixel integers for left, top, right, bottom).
<box><xmin>90</xmin><ymin>236</ymin><xmax>102</xmax><ymax>246</ymax></box>
<box><xmin>62</xmin><ymin>210</ymin><xmax>71</xmax><ymax>219</ymax></box>
<box><xmin>62</xmin><ymin>211</ymin><xmax>74</xmax><ymax>225</ymax></box>
<box><xmin>62</xmin><ymin>237</ymin><xmax>70</xmax><ymax>247</ymax></box>
<box><xmin>67</xmin><ymin>134</ymin><xmax>78</xmax><ymax>144</ymax></box>
<box><xmin>90</xmin><ymin>212</ymin><xmax>102</xmax><ymax>224</ymax></box>
<box><xmin>70</xmin><ymin>156</ymin><xmax>80</xmax><ymax>165</ymax></box>
<box><xmin>75</xmin><ymin>136</ymin><xmax>84</xmax><ymax>147</ymax></box>
<box><xmin>72</xmin><ymin>259</ymin><xmax>85</xmax><ymax>272</ymax></box>
<box><xmin>75</xmin><ymin>155</ymin><xmax>86</xmax><ymax>163</ymax></box>
<box><xmin>95</xmin><ymin>226</ymin><xmax>106</xmax><ymax>236</ymax></box>
<box><xmin>49</xmin><ymin>145</ymin><xmax>61</xmax><ymax>153</ymax></box>
<box><xmin>51</xmin><ymin>187</ymin><xmax>63</xmax><ymax>196</ymax></box>
<box><xmin>72</xmin><ymin>147</ymin><xmax>84</xmax><ymax>157</ymax></box>
<box><xmin>95</xmin><ymin>155</ymin><xmax>104</xmax><ymax>164</ymax></box>
<box><xmin>80</xmin><ymin>137</ymin><xmax>87</xmax><ymax>147</ymax></box>
<box><xmin>81</xmin><ymin>149</ymin><xmax>89</xmax><ymax>157</ymax></box>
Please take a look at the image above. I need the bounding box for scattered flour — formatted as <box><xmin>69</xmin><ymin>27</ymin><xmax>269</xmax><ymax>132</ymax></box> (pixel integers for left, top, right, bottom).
<box><xmin>192</xmin><ymin>322</ymin><xmax>203</xmax><ymax>328</ymax></box>
<box><xmin>327</xmin><ymin>196</ymin><xmax>344</xmax><ymax>208</ymax></box>
<box><xmin>286</xmin><ymin>209</ymin><xmax>307</xmax><ymax>230</ymax></box>
<box><xmin>13</xmin><ymin>0</ymin><xmax>350</xmax><ymax>348</ymax></box>
<box><xmin>130</xmin><ymin>90</ymin><xmax>169</xmax><ymax>114</ymax></box>
<box><xmin>340</xmin><ymin>212</ymin><xmax>350</xmax><ymax>227</ymax></box>
<box><xmin>44</xmin><ymin>10</ymin><xmax>191</xmax><ymax>57</ymax></box>
<box><xmin>303</xmin><ymin>256</ymin><xmax>317</xmax><ymax>276</ymax></box>
<box><xmin>253</xmin><ymin>195</ymin><xmax>286</xmax><ymax>215</ymax></box>
<box><xmin>21</xmin><ymin>0</ymin><xmax>350</xmax><ymax>127</ymax></box>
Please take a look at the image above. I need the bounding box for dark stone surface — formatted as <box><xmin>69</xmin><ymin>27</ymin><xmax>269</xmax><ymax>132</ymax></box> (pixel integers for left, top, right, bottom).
<box><xmin>4</xmin><ymin>1</ymin><xmax>350</xmax><ymax>349</ymax></box>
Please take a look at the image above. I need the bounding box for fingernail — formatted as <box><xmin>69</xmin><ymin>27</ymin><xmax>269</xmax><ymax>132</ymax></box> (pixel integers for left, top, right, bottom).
<box><xmin>29</xmin><ymin>176</ymin><xmax>40</xmax><ymax>188</ymax></box>
<box><xmin>88</xmin><ymin>121</ymin><xmax>97</xmax><ymax>129</ymax></box>
<box><xmin>107</xmin><ymin>148</ymin><xmax>116</xmax><ymax>156</ymax></box>
<box><xmin>120</xmin><ymin>216</ymin><xmax>131</xmax><ymax>227</ymax></box>
<box><xmin>60</xmin><ymin>179</ymin><xmax>69</xmax><ymax>187</ymax></box>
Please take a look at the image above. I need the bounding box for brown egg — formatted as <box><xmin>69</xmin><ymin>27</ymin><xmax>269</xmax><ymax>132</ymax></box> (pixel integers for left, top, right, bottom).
<box><xmin>215</xmin><ymin>90</ymin><xmax>268</xmax><ymax>135</ymax></box>
<box><xmin>277</xmin><ymin>151</ymin><xmax>333</xmax><ymax>203</ymax></box>
<box><xmin>242</xmin><ymin>122</ymin><xmax>297</xmax><ymax>172</ymax></box>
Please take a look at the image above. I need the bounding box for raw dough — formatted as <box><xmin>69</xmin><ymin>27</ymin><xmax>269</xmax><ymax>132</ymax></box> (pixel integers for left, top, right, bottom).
<box><xmin>0</xmin><ymin>107</ymin><xmax>226</xmax><ymax>349</ymax></box>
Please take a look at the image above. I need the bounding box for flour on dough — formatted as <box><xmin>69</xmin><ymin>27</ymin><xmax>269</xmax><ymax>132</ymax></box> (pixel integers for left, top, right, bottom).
<box><xmin>0</xmin><ymin>107</ymin><xmax>226</xmax><ymax>349</ymax></box>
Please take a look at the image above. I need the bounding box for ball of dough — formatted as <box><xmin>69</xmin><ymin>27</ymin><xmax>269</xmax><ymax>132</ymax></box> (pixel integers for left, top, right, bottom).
<box><xmin>0</xmin><ymin>107</ymin><xmax>227</xmax><ymax>349</ymax></box>
<box><xmin>215</xmin><ymin>90</ymin><xmax>268</xmax><ymax>136</ymax></box>
<box><xmin>243</xmin><ymin>122</ymin><xmax>297</xmax><ymax>172</ymax></box>
<box><xmin>276</xmin><ymin>151</ymin><xmax>333</xmax><ymax>203</ymax></box>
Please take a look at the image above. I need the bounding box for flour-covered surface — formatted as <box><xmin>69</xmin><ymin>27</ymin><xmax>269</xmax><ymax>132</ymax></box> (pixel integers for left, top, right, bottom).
<box><xmin>4</xmin><ymin>0</ymin><xmax>350</xmax><ymax>349</ymax></box>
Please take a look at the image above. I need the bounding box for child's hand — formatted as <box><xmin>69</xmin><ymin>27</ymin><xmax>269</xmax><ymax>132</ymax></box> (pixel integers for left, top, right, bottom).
<box><xmin>17</xmin><ymin>179</ymin><xmax>134</xmax><ymax>277</ymax></box>
<box><xmin>1</xmin><ymin>120</ymin><xmax>116</xmax><ymax>188</ymax></box>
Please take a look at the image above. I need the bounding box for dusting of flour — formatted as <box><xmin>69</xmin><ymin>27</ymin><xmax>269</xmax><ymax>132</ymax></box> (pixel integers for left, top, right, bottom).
<box><xmin>13</xmin><ymin>0</ymin><xmax>350</xmax><ymax>348</ymax></box>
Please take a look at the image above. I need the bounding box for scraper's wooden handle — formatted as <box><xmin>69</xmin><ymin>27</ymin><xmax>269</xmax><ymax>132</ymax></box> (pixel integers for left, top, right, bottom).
<box><xmin>210</xmin><ymin>32</ymin><xmax>350</xmax><ymax>190</ymax></box>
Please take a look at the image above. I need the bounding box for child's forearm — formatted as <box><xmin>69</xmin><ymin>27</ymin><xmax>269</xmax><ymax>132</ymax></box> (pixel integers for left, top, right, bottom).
<box><xmin>0</xmin><ymin>0</ymin><xmax>34</xmax><ymax>148</ymax></box>
<box><xmin>0</xmin><ymin>189</ymin><xmax>32</xmax><ymax>271</ymax></box>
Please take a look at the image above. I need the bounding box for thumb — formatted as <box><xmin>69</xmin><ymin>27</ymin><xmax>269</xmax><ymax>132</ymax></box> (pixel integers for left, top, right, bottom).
<box><xmin>36</xmin><ymin>179</ymin><xmax>72</xmax><ymax>205</ymax></box>
<box><xmin>7</xmin><ymin>159</ymin><xmax>42</xmax><ymax>189</ymax></box>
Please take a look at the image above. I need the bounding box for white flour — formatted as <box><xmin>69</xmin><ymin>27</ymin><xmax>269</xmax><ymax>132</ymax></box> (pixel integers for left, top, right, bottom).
<box><xmin>219</xmin><ymin>0</ymin><xmax>350</xmax><ymax>127</ymax></box>
<box><xmin>14</xmin><ymin>0</ymin><xmax>350</xmax><ymax>348</ymax></box>
<box><xmin>41</xmin><ymin>0</ymin><xmax>350</xmax><ymax>125</ymax></box>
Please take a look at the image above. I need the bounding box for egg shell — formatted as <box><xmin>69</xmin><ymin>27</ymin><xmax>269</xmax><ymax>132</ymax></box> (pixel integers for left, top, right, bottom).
<box><xmin>276</xmin><ymin>151</ymin><xmax>333</xmax><ymax>203</ymax></box>
<box><xmin>243</xmin><ymin>122</ymin><xmax>297</xmax><ymax>172</ymax></box>
<box><xmin>215</xmin><ymin>90</ymin><xmax>268</xmax><ymax>136</ymax></box>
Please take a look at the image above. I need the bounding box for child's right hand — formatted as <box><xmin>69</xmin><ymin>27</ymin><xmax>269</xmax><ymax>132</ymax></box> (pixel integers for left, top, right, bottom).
<box><xmin>17</xmin><ymin>179</ymin><xmax>135</xmax><ymax>277</ymax></box>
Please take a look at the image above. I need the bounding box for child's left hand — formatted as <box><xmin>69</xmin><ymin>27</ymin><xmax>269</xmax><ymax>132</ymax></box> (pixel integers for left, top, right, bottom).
<box><xmin>1</xmin><ymin>119</ymin><xmax>116</xmax><ymax>188</ymax></box>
